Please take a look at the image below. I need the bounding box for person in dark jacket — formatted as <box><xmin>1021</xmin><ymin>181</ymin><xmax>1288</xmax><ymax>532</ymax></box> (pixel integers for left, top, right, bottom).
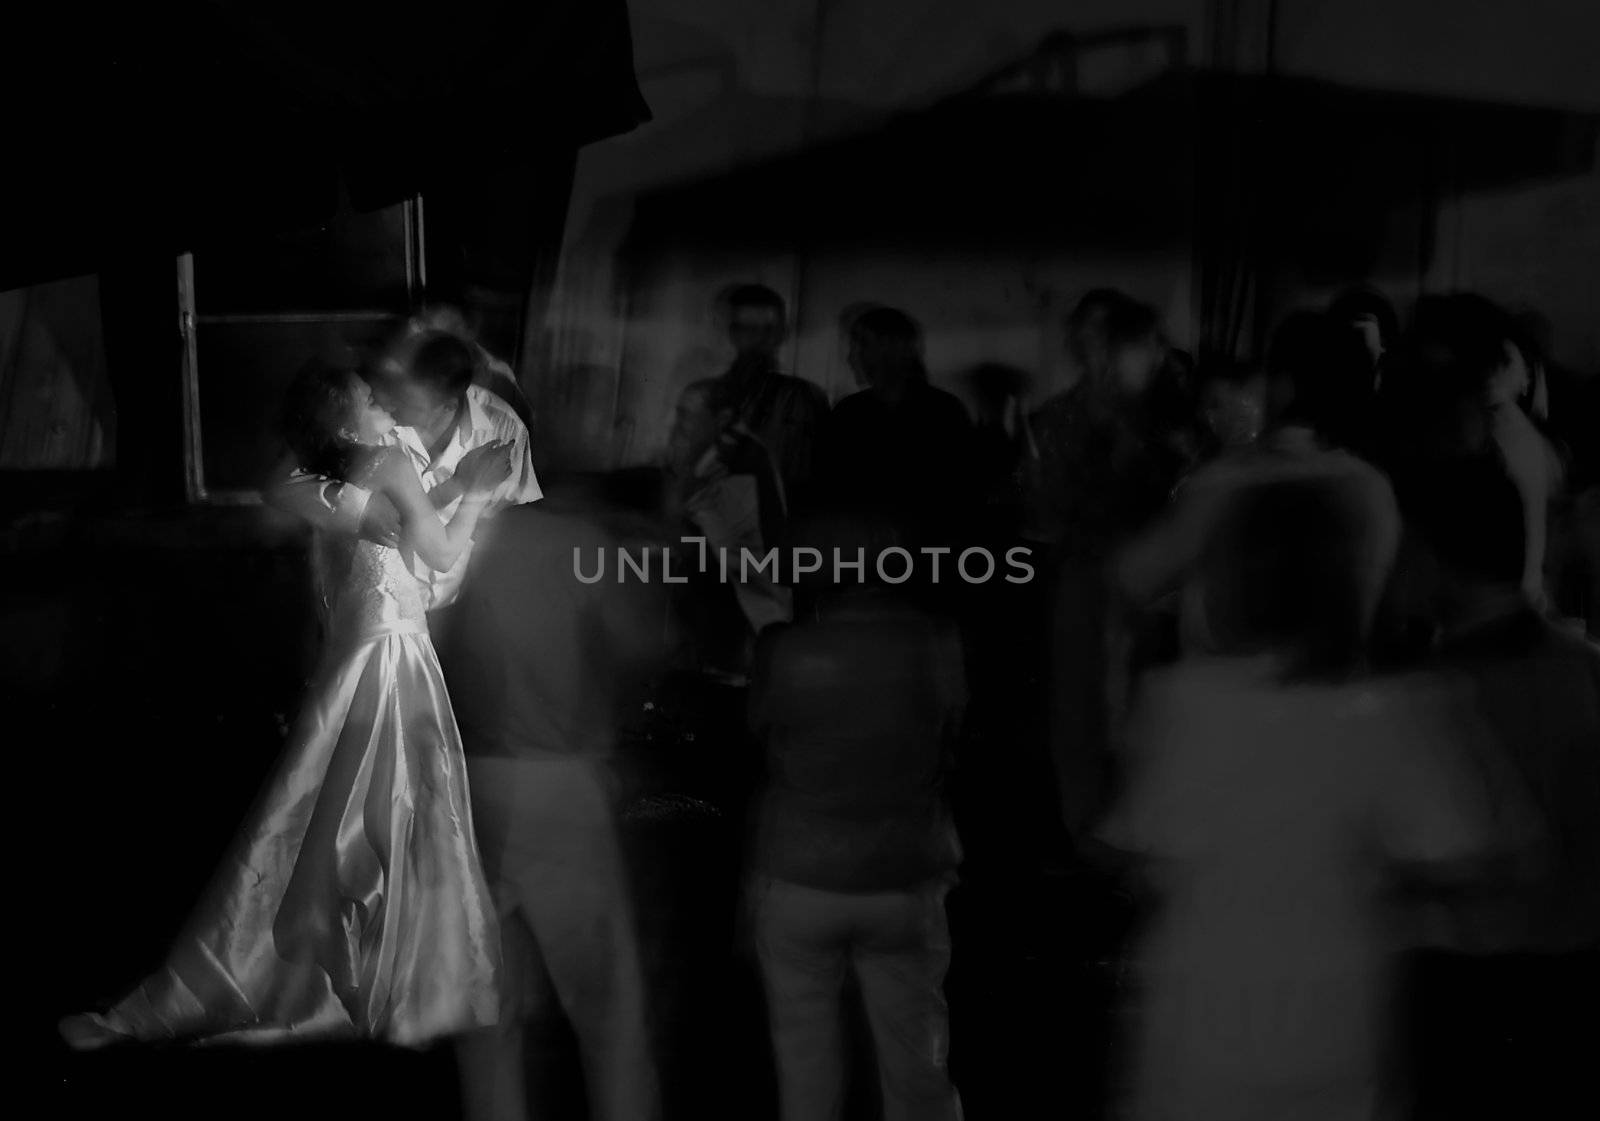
<box><xmin>747</xmin><ymin>512</ymin><xmax>966</xmax><ymax>1121</ymax></box>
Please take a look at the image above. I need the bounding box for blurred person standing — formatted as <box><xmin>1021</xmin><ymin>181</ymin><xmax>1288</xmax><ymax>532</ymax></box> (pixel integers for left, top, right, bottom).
<box><xmin>1024</xmin><ymin>290</ymin><xmax>1187</xmax><ymax>557</ymax></box>
<box><xmin>1327</xmin><ymin>285</ymin><xmax>1400</xmax><ymax>395</ymax></box>
<box><xmin>652</xmin><ymin>377</ymin><xmax>791</xmax><ymax>814</ymax></box>
<box><xmin>817</xmin><ymin>304</ymin><xmax>978</xmax><ymax>552</ymax></box>
<box><xmin>1101</xmin><ymin>474</ymin><xmax>1511</xmax><ymax>1121</ymax></box>
<box><xmin>1379</xmin><ymin>295</ymin><xmax>1567</xmax><ymax>611</ymax></box>
<box><xmin>1023</xmin><ymin>291</ymin><xmax>1190</xmax><ymax>841</ymax></box>
<box><xmin>712</xmin><ymin>283</ymin><xmax>830</xmax><ymax>514</ymax></box>
<box><xmin>1116</xmin><ymin>310</ymin><xmax>1398</xmax><ymax>662</ymax></box>
<box><xmin>1191</xmin><ymin>358</ymin><xmax>1268</xmax><ymax>462</ymax></box>
<box><xmin>747</xmin><ymin>514</ymin><xmax>966</xmax><ymax>1121</ymax></box>
<box><xmin>443</xmin><ymin>477</ymin><xmax>669</xmax><ymax>1121</ymax></box>
<box><xmin>964</xmin><ymin>361</ymin><xmax>1032</xmax><ymax>545</ymax></box>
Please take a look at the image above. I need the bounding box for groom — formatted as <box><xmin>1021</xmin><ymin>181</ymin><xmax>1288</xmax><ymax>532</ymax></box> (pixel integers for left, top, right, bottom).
<box><xmin>265</xmin><ymin>326</ymin><xmax>542</xmax><ymax>623</ymax></box>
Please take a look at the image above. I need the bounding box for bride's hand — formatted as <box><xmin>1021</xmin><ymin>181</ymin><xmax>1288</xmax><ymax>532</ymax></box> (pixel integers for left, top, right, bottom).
<box><xmin>463</xmin><ymin>441</ymin><xmax>514</xmax><ymax>497</ymax></box>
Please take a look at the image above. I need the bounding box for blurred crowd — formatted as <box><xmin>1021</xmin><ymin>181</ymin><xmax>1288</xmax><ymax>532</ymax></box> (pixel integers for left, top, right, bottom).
<box><xmin>312</xmin><ymin>278</ymin><xmax>1600</xmax><ymax>1121</ymax></box>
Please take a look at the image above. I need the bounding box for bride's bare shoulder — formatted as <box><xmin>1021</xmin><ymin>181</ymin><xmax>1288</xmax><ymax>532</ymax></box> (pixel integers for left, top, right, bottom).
<box><xmin>348</xmin><ymin>445</ymin><xmax>409</xmax><ymax>488</ymax></box>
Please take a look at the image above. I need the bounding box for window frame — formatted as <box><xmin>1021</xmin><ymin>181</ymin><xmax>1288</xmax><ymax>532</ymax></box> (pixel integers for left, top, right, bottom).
<box><xmin>179</xmin><ymin>196</ymin><xmax>427</xmax><ymax>504</ymax></box>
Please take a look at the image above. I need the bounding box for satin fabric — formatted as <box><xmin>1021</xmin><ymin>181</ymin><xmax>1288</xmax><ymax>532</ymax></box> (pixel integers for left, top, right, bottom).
<box><xmin>66</xmin><ymin>534</ymin><xmax>500</xmax><ymax>1048</ymax></box>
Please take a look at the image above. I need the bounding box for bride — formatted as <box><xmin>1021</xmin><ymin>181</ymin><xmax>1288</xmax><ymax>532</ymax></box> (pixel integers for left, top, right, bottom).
<box><xmin>62</xmin><ymin>356</ymin><xmax>510</xmax><ymax>1049</ymax></box>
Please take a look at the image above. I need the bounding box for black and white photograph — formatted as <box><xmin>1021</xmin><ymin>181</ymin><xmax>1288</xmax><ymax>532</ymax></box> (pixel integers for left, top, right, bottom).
<box><xmin>9</xmin><ymin>2</ymin><xmax>1599</xmax><ymax>1119</ymax></box>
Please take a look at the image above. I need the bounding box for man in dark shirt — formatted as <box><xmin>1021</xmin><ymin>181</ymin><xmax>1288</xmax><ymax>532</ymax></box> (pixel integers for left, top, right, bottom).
<box><xmin>1021</xmin><ymin>292</ymin><xmax>1188</xmax><ymax>840</ymax></box>
<box><xmin>817</xmin><ymin>305</ymin><xmax>977</xmax><ymax>551</ymax></box>
<box><xmin>444</xmin><ymin>484</ymin><xmax>667</xmax><ymax>1121</ymax></box>
<box><xmin>747</xmin><ymin>525</ymin><xmax>966</xmax><ymax>1121</ymax></box>
<box><xmin>712</xmin><ymin>283</ymin><xmax>830</xmax><ymax>513</ymax></box>
<box><xmin>1023</xmin><ymin>293</ymin><xmax>1187</xmax><ymax>559</ymax></box>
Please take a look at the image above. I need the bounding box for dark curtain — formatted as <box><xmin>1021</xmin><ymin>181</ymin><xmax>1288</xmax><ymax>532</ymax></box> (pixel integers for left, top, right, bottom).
<box><xmin>1189</xmin><ymin>73</ymin><xmax>1598</xmax><ymax>368</ymax></box>
<box><xmin>424</xmin><ymin>148</ymin><xmax>579</xmax><ymax>367</ymax></box>
<box><xmin>1192</xmin><ymin>74</ymin><xmax>1262</xmax><ymax>371</ymax></box>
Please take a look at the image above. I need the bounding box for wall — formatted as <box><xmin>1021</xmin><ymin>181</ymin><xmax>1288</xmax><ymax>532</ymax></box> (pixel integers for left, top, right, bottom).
<box><xmin>536</xmin><ymin>0</ymin><xmax>1209</xmax><ymax>466</ymax></box>
<box><xmin>1271</xmin><ymin>0</ymin><xmax>1600</xmax><ymax>113</ymax></box>
<box><xmin>1258</xmin><ymin>0</ymin><xmax>1600</xmax><ymax>370</ymax></box>
<box><xmin>523</xmin><ymin>0</ymin><xmax>1598</xmax><ymax>470</ymax></box>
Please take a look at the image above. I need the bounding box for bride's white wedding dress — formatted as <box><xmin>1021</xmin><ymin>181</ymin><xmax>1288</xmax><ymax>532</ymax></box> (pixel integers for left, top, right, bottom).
<box><xmin>63</xmin><ymin>475</ymin><xmax>500</xmax><ymax>1048</ymax></box>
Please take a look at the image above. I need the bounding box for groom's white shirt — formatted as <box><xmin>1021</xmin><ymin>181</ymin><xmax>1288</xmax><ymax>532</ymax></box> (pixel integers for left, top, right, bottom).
<box><xmin>284</xmin><ymin>384</ymin><xmax>542</xmax><ymax>611</ymax></box>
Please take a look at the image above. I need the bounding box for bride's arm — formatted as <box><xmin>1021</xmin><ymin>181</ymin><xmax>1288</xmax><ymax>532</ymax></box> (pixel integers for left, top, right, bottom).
<box><xmin>426</xmin><ymin>475</ymin><xmax>468</xmax><ymax>510</ymax></box>
<box><xmin>374</xmin><ymin>451</ymin><xmax>490</xmax><ymax>572</ymax></box>
<box><xmin>424</xmin><ymin>443</ymin><xmax>509</xmax><ymax>510</ymax></box>
<box><xmin>263</xmin><ymin>450</ymin><xmax>406</xmax><ymax>546</ymax></box>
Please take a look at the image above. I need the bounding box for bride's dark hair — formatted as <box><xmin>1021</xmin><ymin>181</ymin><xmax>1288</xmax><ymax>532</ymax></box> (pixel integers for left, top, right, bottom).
<box><xmin>279</xmin><ymin>356</ymin><xmax>362</xmax><ymax>482</ymax></box>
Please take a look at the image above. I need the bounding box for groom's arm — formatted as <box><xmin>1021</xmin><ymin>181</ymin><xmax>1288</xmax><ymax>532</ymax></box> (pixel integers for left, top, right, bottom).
<box><xmin>496</xmin><ymin>422</ymin><xmax>542</xmax><ymax>508</ymax></box>
<box><xmin>421</xmin><ymin>437</ymin><xmax>535</xmax><ymax>521</ymax></box>
<box><xmin>475</xmin><ymin>418</ymin><xmax>542</xmax><ymax>513</ymax></box>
